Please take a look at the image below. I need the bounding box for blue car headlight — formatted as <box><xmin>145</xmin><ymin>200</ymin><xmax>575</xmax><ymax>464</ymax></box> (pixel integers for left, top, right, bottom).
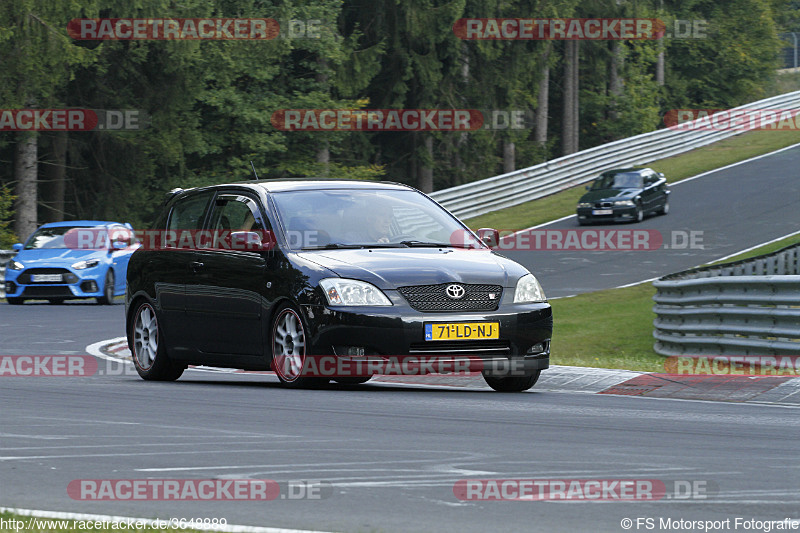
<box><xmin>71</xmin><ymin>259</ymin><xmax>100</xmax><ymax>270</ymax></box>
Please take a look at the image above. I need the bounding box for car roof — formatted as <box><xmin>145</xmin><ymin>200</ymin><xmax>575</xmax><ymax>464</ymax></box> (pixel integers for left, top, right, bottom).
<box><xmin>601</xmin><ymin>168</ymin><xmax>653</xmax><ymax>175</ymax></box>
<box><xmin>38</xmin><ymin>220</ymin><xmax>125</xmax><ymax>228</ymax></box>
<box><xmin>175</xmin><ymin>179</ymin><xmax>416</xmax><ymax>196</ymax></box>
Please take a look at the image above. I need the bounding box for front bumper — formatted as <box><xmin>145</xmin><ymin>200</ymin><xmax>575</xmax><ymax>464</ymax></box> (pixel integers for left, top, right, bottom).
<box><xmin>577</xmin><ymin>206</ymin><xmax>639</xmax><ymax>224</ymax></box>
<box><xmin>4</xmin><ymin>267</ymin><xmax>107</xmax><ymax>300</ymax></box>
<box><xmin>301</xmin><ymin>298</ymin><xmax>553</xmax><ymax>376</ymax></box>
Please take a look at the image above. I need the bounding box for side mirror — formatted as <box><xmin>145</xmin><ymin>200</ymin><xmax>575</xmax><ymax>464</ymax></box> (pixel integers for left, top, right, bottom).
<box><xmin>229</xmin><ymin>230</ymin><xmax>276</xmax><ymax>251</ymax></box>
<box><xmin>477</xmin><ymin>228</ymin><xmax>499</xmax><ymax>248</ymax></box>
<box><xmin>12</xmin><ymin>243</ymin><xmax>23</xmax><ymax>252</ymax></box>
<box><xmin>111</xmin><ymin>240</ymin><xmax>128</xmax><ymax>250</ymax></box>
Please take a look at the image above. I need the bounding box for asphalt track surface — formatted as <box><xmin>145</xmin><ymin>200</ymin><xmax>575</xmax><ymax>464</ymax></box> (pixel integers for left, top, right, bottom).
<box><xmin>2</xmin><ymin>147</ymin><xmax>800</xmax><ymax>532</ymax></box>
<box><xmin>503</xmin><ymin>145</ymin><xmax>800</xmax><ymax>297</ymax></box>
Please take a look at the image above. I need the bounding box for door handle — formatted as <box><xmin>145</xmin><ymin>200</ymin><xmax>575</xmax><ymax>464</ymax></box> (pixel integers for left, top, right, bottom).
<box><xmin>190</xmin><ymin>261</ymin><xmax>204</xmax><ymax>273</ymax></box>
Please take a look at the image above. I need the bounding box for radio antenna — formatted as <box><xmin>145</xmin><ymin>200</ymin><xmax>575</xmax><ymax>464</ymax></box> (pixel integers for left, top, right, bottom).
<box><xmin>250</xmin><ymin>161</ymin><xmax>260</xmax><ymax>180</ymax></box>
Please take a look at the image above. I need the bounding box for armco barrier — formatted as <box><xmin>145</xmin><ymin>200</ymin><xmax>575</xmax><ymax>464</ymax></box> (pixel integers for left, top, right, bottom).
<box><xmin>652</xmin><ymin>243</ymin><xmax>800</xmax><ymax>356</ymax></box>
<box><xmin>430</xmin><ymin>91</ymin><xmax>800</xmax><ymax>220</ymax></box>
<box><xmin>0</xmin><ymin>249</ymin><xmax>15</xmax><ymax>299</ymax></box>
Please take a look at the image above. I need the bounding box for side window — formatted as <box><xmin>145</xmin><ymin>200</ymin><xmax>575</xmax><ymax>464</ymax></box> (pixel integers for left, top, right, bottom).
<box><xmin>168</xmin><ymin>192</ymin><xmax>213</xmax><ymax>231</ymax></box>
<box><xmin>208</xmin><ymin>195</ymin><xmax>270</xmax><ymax>248</ymax></box>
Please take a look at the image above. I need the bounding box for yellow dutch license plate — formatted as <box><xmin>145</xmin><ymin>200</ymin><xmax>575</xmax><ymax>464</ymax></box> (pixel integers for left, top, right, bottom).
<box><xmin>424</xmin><ymin>322</ymin><xmax>499</xmax><ymax>341</ymax></box>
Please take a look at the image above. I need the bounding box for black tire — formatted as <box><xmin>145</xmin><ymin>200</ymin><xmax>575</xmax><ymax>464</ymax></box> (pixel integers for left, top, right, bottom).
<box><xmin>271</xmin><ymin>303</ymin><xmax>328</xmax><ymax>388</ymax></box>
<box><xmin>48</xmin><ymin>298</ymin><xmax>65</xmax><ymax>305</ymax></box>
<box><xmin>334</xmin><ymin>376</ymin><xmax>372</xmax><ymax>385</ymax></box>
<box><xmin>97</xmin><ymin>270</ymin><xmax>115</xmax><ymax>305</ymax></box>
<box><xmin>577</xmin><ymin>217</ymin><xmax>588</xmax><ymax>226</ymax></box>
<box><xmin>657</xmin><ymin>199</ymin><xmax>670</xmax><ymax>216</ymax></box>
<box><xmin>6</xmin><ymin>297</ymin><xmax>24</xmax><ymax>305</ymax></box>
<box><xmin>483</xmin><ymin>370</ymin><xmax>541</xmax><ymax>392</ymax></box>
<box><xmin>129</xmin><ymin>301</ymin><xmax>185</xmax><ymax>381</ymax></box>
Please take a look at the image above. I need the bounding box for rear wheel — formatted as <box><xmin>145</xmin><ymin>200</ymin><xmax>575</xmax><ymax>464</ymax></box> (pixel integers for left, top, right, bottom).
<box><xmin>6</xmin><ymin>297</ymin><xmax>24</xmax><ymax>305</ymax></box>
<box><xmin>97</xmin><ymin>271</ymin><xmax>115</xmax><ymax>305</ymax></box>
<box><xmin>271</xmin><ymin>303</ymin><xmax>328</xmax><ymax>388</ymax></box>
<box><xmin>483</xmin><ymin>371</ymin><xmax>540</xmax><ymax>392</ymax></box>
<box><xmin>130</xmin><ymin>301</ymin><xmax>185</xmax><ymax>381</ymax></box>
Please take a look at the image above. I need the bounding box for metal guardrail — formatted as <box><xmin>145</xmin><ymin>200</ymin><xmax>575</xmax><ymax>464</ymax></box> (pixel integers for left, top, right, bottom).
<box><xmin>0</xmin><ymin>249</ymin><xmax>15</xmax><ymax>298</ymax></box>
<box><xmin>652</xmin><ymin>243</ymin><xmax>800</xmax><ymax>356</ymax></box>
<box><xmin>430</xmin><ymin>91</ymin><xmax>800</xmax><ymax>220</ymax></box>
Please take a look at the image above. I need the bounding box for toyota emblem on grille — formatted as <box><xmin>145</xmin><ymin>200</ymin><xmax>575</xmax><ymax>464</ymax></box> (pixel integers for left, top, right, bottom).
<box><xmin>445</xmin><ymin>284</ymin><xmax>466</xmax><ymax>300</ymax></box>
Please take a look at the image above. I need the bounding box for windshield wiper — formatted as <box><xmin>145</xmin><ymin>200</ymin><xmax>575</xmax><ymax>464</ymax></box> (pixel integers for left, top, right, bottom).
<box><xmin>397</xmin><ymin>240</ymin><xmax>475</xmax><ymax>248</ymax></box>
<box><xmin>301</xmin><ymin>243</ymin><xmax>365</xmax><ymax>250</ymax></box>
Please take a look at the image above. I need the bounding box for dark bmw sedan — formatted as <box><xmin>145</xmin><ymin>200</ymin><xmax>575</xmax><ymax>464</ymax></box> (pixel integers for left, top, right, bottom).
<box><xmin>576</xmin><ymin>168</ymin><xmax>670</xmax><ymax>225</ymax></box>
<box><xmin>126</xmin><ymin>180</ymin><xmax>552</xmax><ymax>392</ymax></box>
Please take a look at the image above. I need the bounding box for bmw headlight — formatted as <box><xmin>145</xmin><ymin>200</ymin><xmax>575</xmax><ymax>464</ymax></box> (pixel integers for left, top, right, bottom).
<box><xmin>513</xmin><ymin>273</ymin><xmax>547</xmax><ymax>303</ymax></box>
<box><xmin>577</xmin><ymin>202</ymin><xmax>592</xmax><ymax>208</ymax></box>
<box><xmin>7</xmin><ymin>260</ymin><xmax>24</xmax><ymax>270</ymax></box>
<box><xmin>71</xmin><ymin>259</ymin><xmax>100</xmax><ymax>270</ymax></box>
<box><xmin>319</xmin><ymin>278</ymin><xmax>392</xmax><ymax>306</ymax></box>
<box><xmin>614</xmin><ymin>200</ymin><xmax>635</xmax><ymax>206</ymax></box>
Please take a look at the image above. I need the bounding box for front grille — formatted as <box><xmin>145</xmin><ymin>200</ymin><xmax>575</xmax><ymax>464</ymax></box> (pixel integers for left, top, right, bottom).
<box><xmin>18</xmin><ymin>268</ymin><xmax>78</xmax><ymax>284</ymax></box>
<box><xmin>21</xmin><ymin>286</ymin><xmax>74</xmax><ymax>298</ymax></box>
<box><xmin>398</xmin><ymin>283</ymin><xmax>503</xmax><ymax>312</ymax></box>
<box><xmin>595</xmin><ymin>202</ymin><xmax>613</xmax><ymax>208</ymax></box>
<box><xmin>408</xmin><ymin>340</ymin><xmax>511</xmax><ymax>354</ymax></box>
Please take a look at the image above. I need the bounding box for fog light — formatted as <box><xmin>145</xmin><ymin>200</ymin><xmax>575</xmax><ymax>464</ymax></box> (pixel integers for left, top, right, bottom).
<box><xmin>80</xmin><ymin>280</ymin><xmax>98</xmax><ymax>292</ymax></box>
<box><xmin>527</xmin><ymin>342</ymin><xmax>548</xmax><ymax>355</ymax></box>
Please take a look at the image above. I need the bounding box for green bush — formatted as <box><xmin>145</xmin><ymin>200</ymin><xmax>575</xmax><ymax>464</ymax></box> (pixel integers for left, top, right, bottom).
<box><xmin>0</xmin><ymin>186</ymin><xmax>18</xmax><ymax>248</ymax></box>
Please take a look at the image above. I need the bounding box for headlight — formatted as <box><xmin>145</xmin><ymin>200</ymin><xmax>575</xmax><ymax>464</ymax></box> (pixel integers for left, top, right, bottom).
<box><xmin>319</xmin><ymin>278</ymin><xmax>392</xmax><ymax>306</ymax></box>
<box><xmin>514</xmin><ymin>273</ymin><xmax>547</xmax><ymax>303</ymax></box>
<box><xmin>577</xmin><ymin>202</ymin><xmax>592</xmax><ymax>208</ymax></box>
<box><xmin>7</xmin><ymin>260</ymin><xmax>24</xmax><ymax>270</ymax></box>
<box><xmin>614</xmin><ymin>200</ymin><xmax>635</xmax><ymax>206</ymax></box>
<box><xmin>71</xmin><ymin>259</ymin><xmax>100</xmax><ymax>270</ymax></box>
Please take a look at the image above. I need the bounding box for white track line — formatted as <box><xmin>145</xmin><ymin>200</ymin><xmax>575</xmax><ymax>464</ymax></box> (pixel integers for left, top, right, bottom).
<box><xmin>0</xmin><ymin>507</ymin><xmax>333</xmax><ymax>533</ymax></box>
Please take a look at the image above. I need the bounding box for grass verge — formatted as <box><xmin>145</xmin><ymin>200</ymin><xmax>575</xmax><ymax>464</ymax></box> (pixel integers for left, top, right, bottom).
<box><xmin>547</xmin><ymin>233</ymin><xmax>800</xmax><ymax>372</ymax></box>
<box><xmin>465</xmin><ymin>128</ymin><xmax>800</xmax><ymax>231</ymax></box>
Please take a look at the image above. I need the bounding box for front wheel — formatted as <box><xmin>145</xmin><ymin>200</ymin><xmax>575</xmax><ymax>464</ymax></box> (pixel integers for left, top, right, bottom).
<box><xmin>483</xmin><ymin>371</ymin><xmax>540</xmax><ymax>392</ymax></box>
<box><xmin>130</xmin><ymin>301</ymin><xmax>185</xmax><ymax>381</ymax></box>
<box><xmin>657</xmin><ymin>199</ymin><xmax>670</xmax><ymax>216</ymax></box>
<box><xmin>271</xmin><ymin>303</ymin><xmax>328</xmax><ymax>388</ymax></box>
<box><xmin>634</xmin><ymin>205</ymin><xmax>644</xmax><ymax>223</ymax></box>
<box><xmin>97</xmin><ymin>270</ymin><xmax>115</xmax><ymax>305</ymax></box>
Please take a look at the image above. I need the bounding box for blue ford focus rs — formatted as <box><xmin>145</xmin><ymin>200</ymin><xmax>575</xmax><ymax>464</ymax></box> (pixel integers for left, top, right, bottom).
<box><xmin>4</xmin><ymin>220</ymin><xmax>138</xmax><ymax>305</ymax></box>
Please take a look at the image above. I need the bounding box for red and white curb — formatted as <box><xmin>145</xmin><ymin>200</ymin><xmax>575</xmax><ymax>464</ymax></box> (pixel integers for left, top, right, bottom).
<box><xmin>87</xmin><ymin>338</ymin><xmax>800</xmax><ymax>405</ymax></box>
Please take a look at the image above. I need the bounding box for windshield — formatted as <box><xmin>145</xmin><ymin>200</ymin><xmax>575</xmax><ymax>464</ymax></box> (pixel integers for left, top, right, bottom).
<box><xmin>591</xmin><ymin>172</ymin><xmax>643</xmax><ymax>190</ymax></box>
<box><xmin>271</xmin><ymin>189</ymin><xmax>482</xmax><ymax>250</ymax></box>
<box><xmin>24</xmin><ymin>226</ymin><xmax>106</xmax><ymax>250</ymax></box>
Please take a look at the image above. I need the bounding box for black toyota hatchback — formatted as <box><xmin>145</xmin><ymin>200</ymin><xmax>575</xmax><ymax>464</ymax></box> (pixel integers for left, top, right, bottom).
<box><xmin>126</xmin><ymin>180</ymin><xmax>552</xmax><ymax>392</ymax></box>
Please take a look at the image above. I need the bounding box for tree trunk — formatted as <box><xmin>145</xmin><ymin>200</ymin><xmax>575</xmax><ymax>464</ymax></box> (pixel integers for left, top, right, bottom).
<box><xmin>43</xmin><ymin>132</ymin><xmax>67</xmax><ymax>222</ymax></box>
<box><xmin>609</xmin><ymin>41</ymin><xmax>624</xmax><ymax>120</ymax></box>
<box><xmin>14</xmin><ymin>131</ymin><xmax>38</xmax><ymax>241</ymax></box>
<box><xmin>656</xmin><ymin>46</ymin><xmax>665</xmax><ymax>86</ymax></box>
<box><xmin>562</xmin><ymin>41</ymin><xmax>580</xmax><ymax>155</ymax></box>
<box><xmin>502</xmin><ymin>139</ymin><xmax>515</xmax><ymax>174</ymax></box>
<box><xmin>419</xmin><ymin>135</ymin><xmax>434</xmax><ymax>193</ymax></box>
<box><xmin>561</xmin><ymin>42</ymin><xmax>574</xmax><ymax>156</ymax></box>
<box><xmin>535</xmin><ymin>44</ymin><xmax>551</xmax><ymax>149</ymax></box>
